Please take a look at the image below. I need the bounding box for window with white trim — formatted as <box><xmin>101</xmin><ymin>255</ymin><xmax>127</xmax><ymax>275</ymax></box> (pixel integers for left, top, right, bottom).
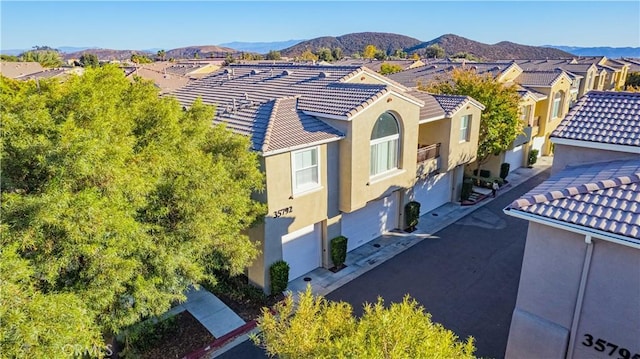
<box><xmin>370</xmin><ymin>112</ymin><xmax>400</xmax><ymax>177</ymax></box>
<box><xmin>292</xmin><ymin>147</ymin><xmax>319</xmax><ymax>194</ymax></box>
<box><xmin>459</xmin><ymin>114</ymin><xmax>471</xmax><ymax>142</ymax></box>
<box><xmin>551</xmin><ymin>91</ymin><xmax>563</xmax><ymax>119</ymax></box>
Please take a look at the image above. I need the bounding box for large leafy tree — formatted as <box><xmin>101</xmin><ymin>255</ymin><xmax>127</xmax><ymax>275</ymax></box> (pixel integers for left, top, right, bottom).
<box><xmin>363</xmin><ymin>44</ymin><xmax>377</xmax><ymax>60</ymax></box>
<box><xmin>421</xmin><ymin>68</ymin><xmax>522</xmax><ymax>170</ymax></box>
<box><xmin>0</xmin><ymin>66</ymin><xmax>265</xmax><ymax>357</ymax></box>
<box><xmin>253</xmin><ymin>288</ymin><xmax>476</xmax><ymax>359</ymax></box>
<box><xmin>19</xmin><ymin>49</ymin><xmax>63</xmax><ymax>67</ymax></box>
<box><xmin>79</xmin><ymin>53</ymin><xmax>100</xmax><ymax>68</ymax></box>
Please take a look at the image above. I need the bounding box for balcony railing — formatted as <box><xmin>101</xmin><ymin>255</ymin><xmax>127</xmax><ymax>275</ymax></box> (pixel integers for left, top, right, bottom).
<box><xmin>417</xmin><ymin>143</ymin><xmax>441</xmax><ymax>163</ymax></box>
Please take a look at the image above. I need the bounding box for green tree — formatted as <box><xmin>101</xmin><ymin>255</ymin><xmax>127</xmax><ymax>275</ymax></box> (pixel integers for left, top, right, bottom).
<box><xmin>421</xmin><ymin>68</ymin><xmax>522</xmax><ymax>172</ymax></box>
<box><xmin>265</xmin><ymin>50</ymin><xmax>282</xmax><ymax>60</ymax></box>
<box><xmin>156</xmin><ymin>49</ymin><xmax>166</xmax><ymax>61</ymax></box>
<box><xmin>1</xmin><ymin>54</ymin><xmax>19</xmax><ymax>61</ymax></box>
<box><xmin>363</xmin><ymin>44</ymin><xmax>377</xmax><ymax>59</ymax></box>
<box><xmin>625</xmin><ymin>72</ymin><xmax>640</xmax><ymax>89</ymax></box>
<box><xmin>130</xmin><ymin>53</ymin><xmax>153</xmax><ymax>64</ymax></box>
<box><xmin>374</xmin><ymin>49</ymin><xmax>387</xmax><ymax>60</ymax></box>
<box><xmin>379</xmin><ymin>62</ymin><xmax>404</xmax><ymax>75</ymax></box>
<box><xmin>315</xmin><ymin>47</ymin><xmax>334</xmax><ymax>62</ymax></box>
<box><xmin>79</xmin><ymin>53</ymin><xmax>100</xmax><ymax>68</ymax></box>
<box><xmin>253</xmin><ymin>288</ymin><xmax>476</xmax><ymax>358</ymax></box>
<box><xmin>331</xmin><ymin>47</ymin><xmax>343</xmax><ymax>61</ymax></box>
<box><xmin>424</xmin><ymin>44</ymin><xmax>445</xmax><ymax>59</ymax></box>
<box><xmin>391</xmin><ymin>49</ymin><xmax>407</xmax><ymax>59</ymax></box>
<box><xmin>299</xmin><ymin>49</ymin><xmax>318</xmax><ymax>62</ymax></box>
<box><xmin>0</xmin><ymin>66</ymin><xmax>265</xmax><ymax>357</ymax></box>
<box><xmin>19</xmin><ymin>49</ymin><xmax>63</xmax><ymax>67</ymax></box>
<box><xmin>451</xmin><ymin>52</ymin><xmax>481</xmax><ymax>62</ymax></box>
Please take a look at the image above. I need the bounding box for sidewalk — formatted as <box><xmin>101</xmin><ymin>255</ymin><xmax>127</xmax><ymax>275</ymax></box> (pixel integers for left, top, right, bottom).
<box><xmin>201</xmin><ymin>156</ymin><xmax>553</xmax><ymax>357</ymax></box>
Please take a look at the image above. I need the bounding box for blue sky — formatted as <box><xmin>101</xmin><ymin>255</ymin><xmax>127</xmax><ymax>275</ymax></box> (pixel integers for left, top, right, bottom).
<box><xmin>1</xmin><ymin>1</ymin><xmax>639</xmax><ymax>50</ymax></box>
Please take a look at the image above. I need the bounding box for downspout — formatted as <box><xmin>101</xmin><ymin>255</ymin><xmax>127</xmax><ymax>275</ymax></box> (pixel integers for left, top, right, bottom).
<box><xmin>566</xmin><ymin>235</ymin><xmax>594</xmax><ymax>359</ymax></box>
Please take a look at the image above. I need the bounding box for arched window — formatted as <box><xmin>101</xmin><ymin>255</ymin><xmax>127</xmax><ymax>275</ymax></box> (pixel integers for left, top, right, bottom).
<box><xmin>370</xmin><ymin>112</ymin><xmax>400</xmax><ymax>176</ymax></box>
<box><xmin>551</xmin><ymin>91</ymin><xmax>564</xmax><ymax>119</ymax></box>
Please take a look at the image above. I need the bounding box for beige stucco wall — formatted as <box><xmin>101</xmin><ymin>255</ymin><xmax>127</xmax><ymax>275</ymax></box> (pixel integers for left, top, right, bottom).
<box><xmin>529</xmin><ymin>77</ymin><xmax>572</xmax><ymax>155</ymax></box>
<box><xmin>506</xmin><ymin>222</ymin><xmax>640</xmax><ymax>359</ymax></box>
<box><xmin>551</xmin><ymin>144</ymin><xmax>638</xmax><ymax>174</ymax></box>
<box><xmin>323</xmin><ymin>93</ymin><xmax>421</xmax><ymax>213</ymax></box>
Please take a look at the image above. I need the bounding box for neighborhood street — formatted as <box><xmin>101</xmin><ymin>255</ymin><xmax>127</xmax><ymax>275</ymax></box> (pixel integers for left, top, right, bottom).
<box><xmin>218</xmin><ymin>169</ymin><xmax>551</xmax><ymax>359</ymax></box>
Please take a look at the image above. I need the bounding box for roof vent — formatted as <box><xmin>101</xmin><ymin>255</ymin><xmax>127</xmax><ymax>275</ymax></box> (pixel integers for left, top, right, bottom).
<box><xmin>223</xmin><ymin>68</ymin><xmax>230</xmax><ymax>74</ymax></box>
<box><xmin>282</xmin><ymin>70</ymin><xmax>292</xmax><ymax>76</ymax></box>
<box><xmin>251</xmin><ymin>69</ymin><xmax>260</xmax><ymax>75</ymax></box>
<box><xmin>244</xmin><ymin>93</ymin><xmax>249</xmax><ymax>100</ymax></box>
<box><xmin>319</xmin><ymin>71</ymin><xmax>329</xmax><ymax>78</ymax></box>
<box><xmin>470</xmin><ymin>65</ymin><xmax>478</xmax><ymax>70</ymax></box>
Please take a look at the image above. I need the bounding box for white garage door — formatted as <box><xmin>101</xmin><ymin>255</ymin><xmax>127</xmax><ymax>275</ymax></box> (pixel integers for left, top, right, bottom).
<box><xmin>342</xmin><ymin>192</ymin><xmax>398</xmax><ymax>252</ymax></box>
<box><xmin>413</xmin><ymin>172</ymin><xmax>452</xmax><ymax>215</ymax></box>
<box><xmin>282</xmin><ymin>223</ymin><xmax>321</xmax><ymax>281</ymax></box>
<box><xmin>532</xmin><ymin>136</ymin><xmax>545</xmax><ymax>156</ymax></box>
<box><xmin>505</xmin><ymin>145</ymin><xmax>524</xmax><ymax>173</ymax></box>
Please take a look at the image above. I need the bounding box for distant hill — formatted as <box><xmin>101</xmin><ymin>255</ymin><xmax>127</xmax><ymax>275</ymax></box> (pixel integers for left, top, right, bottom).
<box><xmin>281</xmin><ymin>32</ymin><xmax>423</xmax><ymax>57</ymax></box>
<box><xmin>408</xmin><ymin>34</ymin><xmax>573</xmax><ymax>59</ymax></box>
<box><xmin>546</xmin><ymin>45</ymin><xmax>640</xmax><ymax>58</ymax></box>
<box><xmin>165</xmin><ymin>45</ymin><xmax>237</xmax><ymax>60</ymax></box>
<box><xmin>281</xmin><ymin>32</ymin><xmax>573</xmax><ymax>59</ymax></box>
<box><xmin>219</xmin><ymin>40</ymin><xmax>304</xmax><ymax>54</ymax></box>
<box><xmin>63</xmin><ymin>49</ymin><xmax>153</xmax><ymax>61</ymax></box>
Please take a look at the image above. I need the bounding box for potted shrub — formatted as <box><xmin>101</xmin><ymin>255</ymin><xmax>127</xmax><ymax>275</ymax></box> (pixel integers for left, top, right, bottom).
<box><xmin>461</xmin><ymin>178</ymin><xmax>473</xmax><ymax>201</ymax></box>
<box><xmin>330</xmin><ymin>236</ymin><xmax>348</xmax><ymax>271</ymax></box>
<box><xmin>404</xmin><ymin>201</ymin><xmax>421</xmax><ymax>232</ymax></box>
<box><xmin>269</xmin><ymin>260</ymin><xmax>289</xmax><ymax>295</ymax></box>
<box><xmin>500</xmin><ymin>163</ymin><xmax>510</xmax><ymax>182</ymax></box>
<box><xmin>528</xmin><ymin>149</ymin><xmax>539</xmax><ymax>167</ymax></box>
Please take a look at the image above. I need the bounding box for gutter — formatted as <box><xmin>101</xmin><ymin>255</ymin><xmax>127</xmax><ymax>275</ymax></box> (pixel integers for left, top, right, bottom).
<box><xmin>503</xmin><ymin>208</ymin><xmax>640</xmax><ymax>250</ymax></box>
<box><xmin>550</xmin><ymin>137</ymin><xmax>640</xmax><ymax>154</ymax></box>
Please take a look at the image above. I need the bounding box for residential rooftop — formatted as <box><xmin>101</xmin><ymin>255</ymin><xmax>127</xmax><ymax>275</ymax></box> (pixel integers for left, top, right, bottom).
<box><xmin>507</xmin><ymin>158</ymin><xmax>640</xmax><ymax>241</ymax></box>
<box><xmin>551</xmin><ymin>91</ymin><xmax>640</xmax><ymax>147</ymax></box>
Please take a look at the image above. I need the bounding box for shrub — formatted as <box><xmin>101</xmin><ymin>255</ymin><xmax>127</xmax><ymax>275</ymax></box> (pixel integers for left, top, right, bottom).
<box><xmin>330</xmin><ymin>236</ymin><xmax>348</xmax><ymax>268</ymax></box>
<box><xmin>405</xmin><ymin>201</ymin><xmax>421</xmax><ymax>230</ymax></box>
<box><xmin>472</xmin><ymin>169</ymin><xmax>491</xmax><ymax>178</ymax></box>
<box><xmin>528</xmin><ymin>149</ymin><xmax>539</xmax><ymax>166</ymax></box>
<box><xmin>500</xmin><ymin>163</ymin><xmax>510</xmax><ymax>180</ymax></box>
<box><xmin>270</xmin><ymin>260</ymin><xmax>290</xmax><ymax>294</ymax></box>
<box><xmin>461</xmin><ymin>178</ymin><xmax>474</xmax><ymax>201</ymax></box>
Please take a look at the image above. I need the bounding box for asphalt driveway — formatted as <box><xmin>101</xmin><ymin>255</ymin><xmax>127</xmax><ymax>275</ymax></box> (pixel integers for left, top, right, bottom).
<box><xmin>325</xmin><ymin>169</ymin><xmax>550</xmax><ymax>358</ymax></box>
<box><xmin>218</xmin><ymin>169</ymin><xmax>550</xmax><ymax>359</ymax></box>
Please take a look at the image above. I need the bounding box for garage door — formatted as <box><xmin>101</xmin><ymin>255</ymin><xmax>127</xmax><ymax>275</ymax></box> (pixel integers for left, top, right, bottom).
<box><xmin>505</xmin><ymin>145</ymin><xmax>524</xmax><ymax>173</ymax></box>
<box><xmin>282</xmin><ymin>223</ymin><xmax>321</xmax><ymax>281</ymax></box>
<box><xmin>342</xmin><ymin>192</ymin><xmax>398</xmax><ymax>252</ymax></box>
<box><xmin>532</xmin><ymin>136</ymin><xmax>545</xmax><ymax>156</ymax></box>
<box><xmin>413</xmin><ymin>172</ymin><xmax>452</xmax><ymax>215</ymax></box>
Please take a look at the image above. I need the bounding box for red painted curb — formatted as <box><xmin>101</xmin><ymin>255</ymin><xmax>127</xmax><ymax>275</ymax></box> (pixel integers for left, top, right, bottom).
<box><xmin>182</xmin><ymin>319</ymin><xmax>258</xmax><ymax>359</ymax></box>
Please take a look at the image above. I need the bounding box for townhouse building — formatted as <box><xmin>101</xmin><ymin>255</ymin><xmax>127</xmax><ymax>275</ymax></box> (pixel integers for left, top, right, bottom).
<box><xmin>388</xmin><ymin>61</ymin><xmax>572</xmax><ymax>178</ymax></box>
<box><xmin>504</xmin><ymin>91</ymin><xmax>640</xmax><ymax>359</ymax></box>
<box><xmin>170</xmin><ymin>64</ymin><xmax>484</xmax><ymax>290</ymax></box>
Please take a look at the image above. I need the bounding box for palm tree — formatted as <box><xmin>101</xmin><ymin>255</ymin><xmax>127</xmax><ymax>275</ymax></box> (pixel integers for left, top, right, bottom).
<box><xmin>157</xmin><ymin>49</ymin><xmax>166</xmax><ymax>61</ymax></box>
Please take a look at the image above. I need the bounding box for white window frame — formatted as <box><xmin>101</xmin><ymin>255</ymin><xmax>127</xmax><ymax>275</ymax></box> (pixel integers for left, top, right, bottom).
<box><xmin>370</xmin><ymin>134</ymin><xmax>399</xmax><ymax>177</ymax></box>
<box><xmin>551</xmin><ymin>92</ymin><xmax>563</xmax><ymax>119</ymax></box>
<box><xmin>291</xmin><ymin>146</ymin><xmax>320</xmax><ymax>195</ymax></box>
<box><xmin>520</xmin><ymin>105</ymin><xmax>531</xmax><ymax>122</ymax></box>
<box><xmin>459</xmin><ymin>114</ymin><xmax>471</xmax><ymax>142</ymax></box>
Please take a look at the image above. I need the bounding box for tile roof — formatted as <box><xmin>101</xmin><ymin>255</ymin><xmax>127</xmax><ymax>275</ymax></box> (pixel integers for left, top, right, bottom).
<box><xmin>169</xmin><ymin>64</ymin><xmax>414</xmax><ymax>154</ymax></box>
<box><xmin>551</xmin><ymin>91</ymin><xmax>640</xmax><ymax>147</ymax></box>
<box><xmin>407</xmin><ymin>90</ymin><xmax>445</xmax><ymax>120</ymax></box>
<box><xmin>432</xmin><ymin>94</ymin><xmax>485</xmax><ymax>117</ymax></box>
<box><xmin>507</xmin><ymin>159</ymin><xmax>640</xmax><ymax>240</ymax></box>
<box><xmin>0</xmin><ymin>61</ymin><xmax>44</xmax><ymax>78</ymax></box>
<box><xmin>260</xmin><ymin>96</ymin><xmax>343</xmax><ymax>154</ymax></box>
<box><xmin>515</xmin><ymin>70</ymin><xmax>568</xmax><ymax>87</ymax></box>
<box><xmin>387</xmin><ymin>61</ymin><xmax>516</xmax><ymax>89</ymax></box>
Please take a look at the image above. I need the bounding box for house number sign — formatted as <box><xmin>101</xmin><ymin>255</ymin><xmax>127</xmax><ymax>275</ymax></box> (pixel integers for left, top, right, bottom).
<box><xmin>582</xmin><ymin>334</ymin><xmax>639</xmax><ymax>359</ymax></box>
<box><xmin>273</xmin><ymin>206</ymin><xmax>292</xmax><ymax>218</ymax></box>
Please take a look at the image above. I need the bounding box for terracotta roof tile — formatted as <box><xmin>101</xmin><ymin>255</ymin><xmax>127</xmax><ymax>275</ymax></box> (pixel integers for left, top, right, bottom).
<box><xmin>515</xmin><ymin>70</ymin><xmax>567</xmax><ymax>87</ymax></box>
<box><xmin>507</xmin><ymin>159</ymin><xmax>640</xmax><ymax>240</ymax></box>
<box><xmin>551</xmin><ymin>91</ymin><xmax>640</xmax><ymax>147</ymax></box>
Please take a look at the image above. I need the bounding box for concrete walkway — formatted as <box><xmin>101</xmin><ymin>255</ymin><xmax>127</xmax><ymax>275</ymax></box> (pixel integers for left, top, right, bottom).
<box><xmin>166</xmin><ymin>287</ymin><xmax>245</xmax><ymax>339</ymax></box>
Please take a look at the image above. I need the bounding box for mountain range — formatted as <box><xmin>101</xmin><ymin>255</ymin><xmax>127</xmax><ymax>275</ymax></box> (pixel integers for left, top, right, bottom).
<box><xmin>2</xmin><ymin>33</ymin><xmax>638</xmax><ymax>60</ymax></box>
